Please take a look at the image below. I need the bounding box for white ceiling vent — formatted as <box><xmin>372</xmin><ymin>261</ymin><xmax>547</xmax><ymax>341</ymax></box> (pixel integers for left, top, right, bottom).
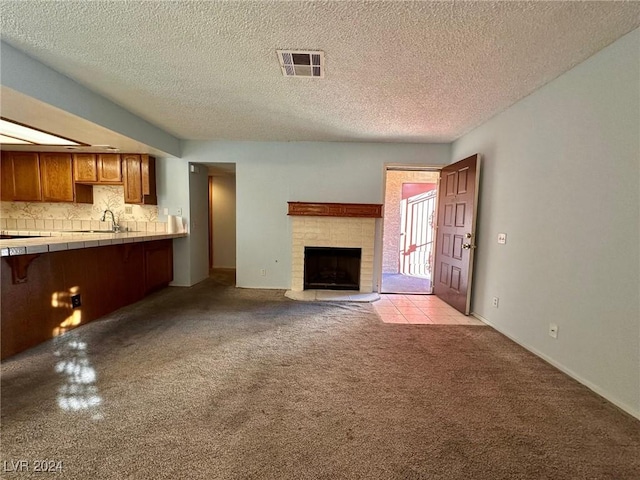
<box><xmin>277</xmin><ymin>50</ymin><xmax>324</xmax><ymax>78</ymax></box>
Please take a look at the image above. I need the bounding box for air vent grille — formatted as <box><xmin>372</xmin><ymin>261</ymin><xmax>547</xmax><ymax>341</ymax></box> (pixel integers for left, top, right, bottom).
<box><xmin>277</xmin><ymin>50</ymin><xmax>325</xmax><ymax>78</ymax></box>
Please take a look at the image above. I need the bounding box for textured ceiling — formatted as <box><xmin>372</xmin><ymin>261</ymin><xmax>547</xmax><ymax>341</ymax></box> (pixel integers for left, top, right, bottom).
<box><xmin>1</xmin><ymin>1</ymin><xmax>639</xmax><ymax>143</ymax></box>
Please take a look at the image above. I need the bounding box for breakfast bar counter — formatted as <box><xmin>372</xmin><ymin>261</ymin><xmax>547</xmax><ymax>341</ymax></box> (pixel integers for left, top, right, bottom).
<box><xmin>1</xmin><ymin>229</ymin><xmax>187</xmax><ymax>256</ymax></box>
<box><xmin>1</xmin><ymin>230</ymin><xmax>187</xmax><ymax>359</ymax></box>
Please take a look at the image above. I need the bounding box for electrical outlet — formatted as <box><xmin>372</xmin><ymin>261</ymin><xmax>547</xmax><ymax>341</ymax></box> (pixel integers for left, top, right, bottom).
<box><xmin>549</xmin><ymin>323</ymin><xmax>558</xmax><ymax>339</ymax></box>
<box><xmin>498</xmin><ymin>233</ymin><xmax>507</xmax><ymax>244</ymax></box>
<box><xmin>260</xmin><ymin>269</ymin><xmax>266</xmax><ymax>276</ymax></box>
<box><xmin>124</xmin><ymin>206</ymin><xmax>133</xmax><ymax>214</ymax></box>
<box><xmin>176</xmin><ymin>208</ymin><xmax>182</xmax><ymax>216</ymax></box>
<box><xmin>71</xmin><ymin>294</ymin><xmax>82</xmax><ymax>309</ymax></box>
<box><xmin>492</xmin><ymin>297</ymin><xmax>499</xmax><ymax>308</ymax></box>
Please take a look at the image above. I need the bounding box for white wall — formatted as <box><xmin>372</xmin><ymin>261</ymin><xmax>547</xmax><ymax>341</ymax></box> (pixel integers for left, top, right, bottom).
<box><xmin>181</xmin><ymin>141</ymin><xmax>450</xmax><ymax>289</ymax></box>
<box><xmin>452</xmin><ymin>29</ymin><xmax>640</xmax><ymax>418</ymax></box>
<box><xmin>156</xmin><ymin>157</ymin><xmax>191</xmax><ymax>286</ymax></box>
<box><xmin>188</xmin><ymin>164</ymin><xmax>210</xmax><ymax>286</ymax></box>
<box><xmin>211</xmin><ymin>175</ymin><xmax>237</xmax><ymax>269</ymax></box>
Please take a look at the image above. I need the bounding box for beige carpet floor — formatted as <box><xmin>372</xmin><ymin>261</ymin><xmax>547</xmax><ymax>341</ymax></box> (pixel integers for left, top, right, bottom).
<box><xmin>1</xmin><ymin>277</ymin><xmax>639</xmax><ymax>479</ymax></box>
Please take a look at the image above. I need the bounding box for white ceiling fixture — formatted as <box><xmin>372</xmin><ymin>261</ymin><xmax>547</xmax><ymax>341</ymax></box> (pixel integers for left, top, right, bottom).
<box><xmin>0</xmin><ymin>134</ymin><xmax>31</xmax><ymax>145</ymax></box>
<box><xmin>277</xmin><ymin>50</ymin><xmax>324</xmax><ymax>78</ymax></box>
<box><xmin>0</xmin><ymin>118</ymin><xmax>82</xmax><ymax>146</ymax></box>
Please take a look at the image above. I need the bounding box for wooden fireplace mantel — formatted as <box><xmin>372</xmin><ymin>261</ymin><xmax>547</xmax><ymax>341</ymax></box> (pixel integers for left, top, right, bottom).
<box><xmin>288</xmin><ymin>202</ymin><xmax>383</xmax><ymax>218</ymax></box>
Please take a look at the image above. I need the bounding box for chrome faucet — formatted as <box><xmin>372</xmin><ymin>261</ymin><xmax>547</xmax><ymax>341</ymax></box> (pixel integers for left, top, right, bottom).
<box><xmin>101</xmin><ymin>209</ymin><xmax>120</xmax><ymax>232</ymax></box>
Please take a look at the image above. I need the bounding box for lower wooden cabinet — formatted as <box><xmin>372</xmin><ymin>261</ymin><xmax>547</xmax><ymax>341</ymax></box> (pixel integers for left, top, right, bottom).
<box><xmin>144</xmin><ymin>239</ymin><xmax>173</xmax><ymax>294</ymax></box>
<box><xmin>1</xmin><ymin>239</ymin><xmax>174</xmax><ymax>360</ymax></box>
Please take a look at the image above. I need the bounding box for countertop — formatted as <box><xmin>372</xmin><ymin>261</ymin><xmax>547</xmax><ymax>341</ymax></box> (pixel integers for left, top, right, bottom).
<box><xmin>0</xmin><ymin>230</ymin><xmax>188</xmax><ymax>257</ymax></box>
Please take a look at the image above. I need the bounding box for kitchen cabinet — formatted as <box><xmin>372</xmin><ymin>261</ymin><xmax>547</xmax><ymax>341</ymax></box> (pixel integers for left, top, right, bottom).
<box><xmin>123</xmin><ymin>154</ymin><xmax>157</xmax><ymax>205</ymax></box>
<box><xmin>73</xmin><ymin>153</ymin><xmax>98</xmax><ymax>182</ymax></box>
<box><xmin>41</xmin><ymin>153</ymin><xmax>93</xmax><ymax>203</ymax></box>
<box><xmin>0</xmin><ymin>152</ymin><xmax>42</xmax><ymax>201</ymax></box>
<box><xmin>1</xmin><ymin>152</ymin><xmax>92</xmax><ymax>203</ymax></box>
<box><xmin>73</xmin><ymin>153</ymin><xmax>122</xmax><ymax>184</ymax></box>
<box><xmin>1</xmin><ymin>237</ymin><xmax>175</xmax><ymax>359</ymax></box>
<box><xmin>144</xmin><ymin>239</ymin><xmax>173</xmax><ymax>294</ymax></box>
<box><xmin>40</xmin><ymin>153</ymin><xmax>75</xmax><ymax>202</ymax></box>
<box><xmin>98</xmin><ymin>154</ymin><xmax>122</xmax><ymax>182</ymax></box>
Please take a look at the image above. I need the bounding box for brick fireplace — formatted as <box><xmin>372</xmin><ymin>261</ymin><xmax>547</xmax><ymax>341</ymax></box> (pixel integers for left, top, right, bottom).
<box><xmin>288</xmin><ymin>202</ymin><xmax>382</xmax><ymax>293</ymax></box>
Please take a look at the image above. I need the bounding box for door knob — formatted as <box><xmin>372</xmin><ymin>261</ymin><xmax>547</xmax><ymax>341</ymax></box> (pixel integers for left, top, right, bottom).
<box><xmin>462</xmin><ymin>243</ymin><xmax>476</xmax><ymax>249</ymax></box>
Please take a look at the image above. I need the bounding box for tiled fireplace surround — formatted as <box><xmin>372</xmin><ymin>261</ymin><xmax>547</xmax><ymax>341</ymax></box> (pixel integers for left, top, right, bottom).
<box><xmin>291</xmin><ymin>216</ymin><xmax>376</xmax><ymax>293</ymax></box>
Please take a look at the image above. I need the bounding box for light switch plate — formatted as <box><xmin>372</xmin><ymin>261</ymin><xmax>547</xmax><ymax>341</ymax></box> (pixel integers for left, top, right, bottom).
<box><xmin>498</xmin><ymin>233</ymin><xmax>507</xmax><ymax>244</ymax></box>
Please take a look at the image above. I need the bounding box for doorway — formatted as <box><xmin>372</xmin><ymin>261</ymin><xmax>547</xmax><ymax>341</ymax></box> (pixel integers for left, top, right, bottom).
<box><xmin>381</xmin><ymin>167</ymin><xmax>440</xmax><ymax>294</ymax></box>
<box><xmin>207</xmin><ymin>164</ymin><xmax>237</xmax><ymax>286</ymax></box>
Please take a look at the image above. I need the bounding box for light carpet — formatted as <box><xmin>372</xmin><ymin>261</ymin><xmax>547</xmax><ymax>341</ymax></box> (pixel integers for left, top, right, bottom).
<box><xmin>1</xmin><ymin>278</ymin><xmax>638</xmax><ymax>479</ymax></box>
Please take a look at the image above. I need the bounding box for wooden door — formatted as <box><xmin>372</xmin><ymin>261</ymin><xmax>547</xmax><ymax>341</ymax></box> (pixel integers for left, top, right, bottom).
<box><xmin>433</xmin><ymin>154</ymin><xmax>480</xmax><ymax>314</ymax></box>
<box><xmin>40</xmin><ymin>153</ymin><xmax>74</xmax><ymax>202</ymax></box>
<box><xmin>98</xmin><ymin>154</ymin><xmax>122</xmax><ymax>182</ymax></box>
<box><xmin>122</xmin><ymin>154</ymin><xmax>142</xmax><ymax>203</ymax></box>
<box><xmin>73</xmin><ymin>154</ymin><xmax>98</xmax><ymax>182</ymax></box>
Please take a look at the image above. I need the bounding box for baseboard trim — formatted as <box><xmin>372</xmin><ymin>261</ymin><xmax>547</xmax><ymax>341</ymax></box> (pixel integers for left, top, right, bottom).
<box><xmin>471</xmin><ymin>312</ymin><xmax>640</xmax><ymax>421</ymax></box>
<box><xmin>236</xmin><ymin>285</ymin><xmax>286</xmax><ymax>290</ymax></box>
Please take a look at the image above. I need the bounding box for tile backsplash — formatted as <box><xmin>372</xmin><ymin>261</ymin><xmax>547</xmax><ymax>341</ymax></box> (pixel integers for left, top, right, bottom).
<box><xmin>0</xmin><ymin>185</ymin><xmax>164</xmax><ymax>232</ymax></box>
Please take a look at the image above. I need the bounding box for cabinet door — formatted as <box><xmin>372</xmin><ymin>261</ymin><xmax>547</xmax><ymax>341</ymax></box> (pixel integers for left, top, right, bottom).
<box><xmin>141</xmin><ymin>155</ymin><xmax>157</xmax><ymax>204</ymax></box>
<box><xmin>144</xmin><ymin>239</ymin><xmax>173</xmax><ymax>294</ymax></box>
<box><xmin>40</xmin><ymin>153</ymin><xmax>74</xmax><ymax>202</ymax></box>
<box><xmin>122</xmin><ymin>154</ymin><xmax>142</xmax><ymax>203</ymax></box>
<box><xmin>0</xmin><ymin>152</ymin><xmax>14</xmax><ymax>201</ymax></box>
<box><xmin>73</xmin><ymin>154</ymin><xmax>98</xmax><ymax>182</ymax></box>
<box><xmin>98</xmin><ymin>154</ymin><xmax>122</xmax><ymax>183</ymax></box>
<box><xmin>4</xmin><ymin>152</ymin><xmax>42</xmax><ymax>201</ymax></box>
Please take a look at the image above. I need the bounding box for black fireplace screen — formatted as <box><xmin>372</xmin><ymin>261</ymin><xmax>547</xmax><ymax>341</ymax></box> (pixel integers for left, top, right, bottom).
<box><xmin>304</xmin><ymin>247</ymin><xmax>362</xmax><ymax>290</ymax></box>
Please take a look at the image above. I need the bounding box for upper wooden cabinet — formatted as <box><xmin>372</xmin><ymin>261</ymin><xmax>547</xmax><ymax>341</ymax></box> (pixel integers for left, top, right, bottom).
<box><xmin>1</xmin><ymin>152</ymin><xmax>42</xmax><ymax>202</ymax></box>
<box><xmin>73</xmin><ymin>154</ymin><xmax>98</xmax><ymax>183</ymax></box>
<box><xmin>41</xmin><ymin>153</ymin><xmax>93</xmax><ymax>203</ymax></box>
<box><xmin>73</xmin><ymin>154</ymin><xmax>122</xmax><ymax>184</ymax></box>
<box><xmin>40</xmin><ymin>153</ymin><xmax>75</xmax><ymax>202</ymax></box>
<box><xmin>98</xmin><ymin>154</ymin><xmax>122</xmax><ymax>183</ymax></box>
<box><xmin>123</xmin><ymin>154</ymin><xmax>157</xmax><ymax>205</ymax></box>
<box><xmin>1</xmin><ymin>152</ymin><xmax>92</xmax><ymax>204</ymax></box>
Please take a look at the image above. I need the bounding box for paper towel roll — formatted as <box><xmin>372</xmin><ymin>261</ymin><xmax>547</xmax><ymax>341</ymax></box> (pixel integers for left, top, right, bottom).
<box><xmin>167</xmin><ymin>215</ymin><xmax>177</xmax><ymax>233</ymax></box>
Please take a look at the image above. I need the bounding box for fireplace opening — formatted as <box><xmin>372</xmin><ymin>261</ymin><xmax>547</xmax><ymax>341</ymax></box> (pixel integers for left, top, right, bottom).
<box><xmin>304</xmin><ymin>247</ymin><xmax>361</xmax><ymax>290</ymax></box>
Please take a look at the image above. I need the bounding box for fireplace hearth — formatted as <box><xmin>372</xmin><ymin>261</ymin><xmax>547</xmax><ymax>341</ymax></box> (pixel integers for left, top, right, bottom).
<box><xmin>304</xmin><ymin>247</ymin><xmax>361</xmax><ymax>290</ymax></box>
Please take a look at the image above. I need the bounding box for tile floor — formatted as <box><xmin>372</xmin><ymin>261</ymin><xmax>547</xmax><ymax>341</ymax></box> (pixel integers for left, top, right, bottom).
<box><xmin>285</xmin><ymin>289</ymin><xmax>380</xmax><ymax>302</ymax></box>
<box><xmin>373</xmin><ymin>294</ymin><xmax>486</xmax><ymax>325</ymax></box>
